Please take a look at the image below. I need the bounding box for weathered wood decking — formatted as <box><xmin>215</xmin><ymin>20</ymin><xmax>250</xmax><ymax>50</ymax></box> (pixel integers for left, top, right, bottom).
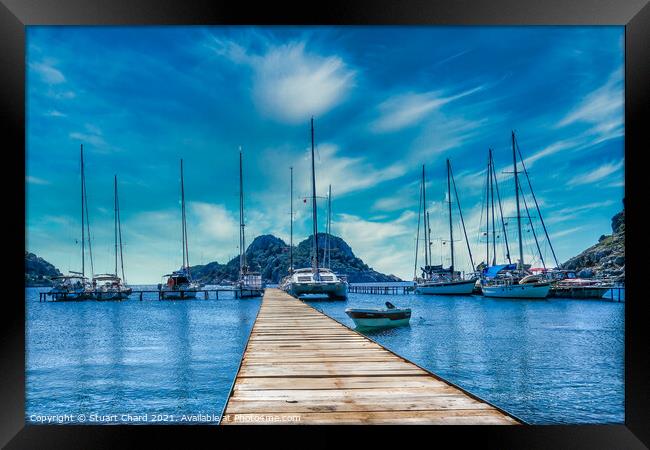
<box><xmin>221</xmin><ymin>288</ymin><xmax>520</xmax><ymax>425</ymax></box>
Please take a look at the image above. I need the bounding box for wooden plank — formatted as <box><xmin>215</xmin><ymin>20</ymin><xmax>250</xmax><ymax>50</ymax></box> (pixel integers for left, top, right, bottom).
<box><xmin>221</xmin><ymin>288</ymin><xmax>520</xmax><ymax>425</ymax></box>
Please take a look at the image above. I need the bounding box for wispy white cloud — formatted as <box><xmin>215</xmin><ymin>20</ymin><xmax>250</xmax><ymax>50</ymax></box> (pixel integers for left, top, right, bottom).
<box><xmin>371</xmin><ymin>85</ymin><xmax>484</xmax><ymax>133</ymax></box>
<box><xmin>30</xmin><ymin>61</ymin><xmax>66</xmax><ymax>84</ymax></box>
<box><xmin>557</xmin><ymin>68</ymin><xmax>624</xmax><ymax>143</ymax></box>
<box><xmin>208</xmin><ymin>36</ymin><xmax>355</xmax><ymax>123</ymax></box>
<box><xmin>46</xmin><ymin>110</ymin><xmax>67</xmax><ymax>117</ymax></box>
<box><xmin>26</xmin><ymin>176</ymin><xmax>50</xmax><ymax>185</ymax></box>
<box><xmin>567</xmin><ymin>159</ymin><xmax>624</xmax><ymax>186</ymax></box>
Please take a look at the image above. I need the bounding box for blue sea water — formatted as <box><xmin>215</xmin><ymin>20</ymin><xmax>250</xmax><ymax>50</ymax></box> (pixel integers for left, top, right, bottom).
<box><xmin>307</xmin><ymin>290</ymin><xmax>625</xmax><ymax>424</ymax></box>
<box><xmin>25</xmin><ymin>287</ymin><xmax>260</xmax><ymax>425</ymax></box>
<box><xmin>26</xmin><ymin>286</ymin><xmax>624</xmax><ymax>425</ymax></box>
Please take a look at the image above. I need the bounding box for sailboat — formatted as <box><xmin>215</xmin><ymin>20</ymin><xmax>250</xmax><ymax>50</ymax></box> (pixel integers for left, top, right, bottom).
<box><xmin>480</xmin><ymin>132</ymin><xmax>552</xmax><ymax>299</ymax></box>
<box><xmin>159</xmin><ymin>159</ymin><xmax>200</xmax><ymax>300</ymax></box>
<box><xmin>236</xmin><ymin>148</ymin><xmax>263</xmax><ymax>298</ymax></box>
<box><xmin>414</xmin><ymin>161</ymin><xmax>477</xmax><ymax>295</ymax></box>
<box><xmin>281</xmin><ymin>118</ymin><xmax>348</xmax><ymax>300</ymax></box>
<box><xmin>94</xmin><ymin>175</ymin><xmax>132</xmax><ymax>300</ymax></box>
<box><xmin>49</xmin><ymin>144</ymin><xmax>95</xmax><ymax>301</ymax></box>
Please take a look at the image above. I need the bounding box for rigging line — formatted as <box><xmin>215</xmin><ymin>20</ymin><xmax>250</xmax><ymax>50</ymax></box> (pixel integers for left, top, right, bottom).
<box><xmin>414</xmin><ymin>173</ymin><xmax>423</xmax><ymax>280</ymax></box>
<box><xmin>80</xmin><ymin>145</ymin><xmax>85</xmax><ymax>278</ymax></box>
<box><xmin>490</xmin><ymin>150</ymin><xmax>512</xmax><ymax>264</ymax></box>
<box><xmin>83</xmin><ymin>155</ymin><xmax>94</xmax><ymax>278</ymax></box>
<box><xmin>518</xmin><ymin>181</ymin><xmax>545</xmax><ymax>269</ymax></box>
<box><xmin>116</xmin><ymin>176</ymin><xmax>126</xmax><ymax>284</ymax></box>
<box><xmin>515</xmin><ymin>136</ymin><xmax>559</xmax><ymax>268</ymax></box>
<box><xmin>422</xmin><ymin>165</ymin><xmax>429</xmax><ymax>269</ymax></box>
<box><xmin>449</xmin><ymin>162</ymin><xmax>475</xmax><ymax>272</ymax></box>
<box><xmin>485</xmin><ymin>152</ymin><xmax>491</xmax><ymax>266</ymax></box>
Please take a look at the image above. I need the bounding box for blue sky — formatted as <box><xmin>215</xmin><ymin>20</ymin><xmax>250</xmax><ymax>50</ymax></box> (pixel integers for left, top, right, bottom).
<box><xmin>26</xmin><ymin>26</ymin><xmax>624</xmax><ymax>283</ymax></box>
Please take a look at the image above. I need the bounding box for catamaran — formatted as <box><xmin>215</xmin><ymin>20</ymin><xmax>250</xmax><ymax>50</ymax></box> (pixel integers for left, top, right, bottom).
<box><xmin>159</xmin><ymin>159</ymin><xmax>200</xmax><ymax>300</ymax></box>
<box><xmin>94</xmin><ymin>175</ymin><xmax>132</xmax><ymax>300</ymax></box>
<box><xmin>480</xmin><ymin>133</ymin><xmax>554</xmax><ymax>299</ymax></box>
<box><xmin>414</xmin><ymin>161</ymin><xmax>477</xmax><ymax>295</ymax></box>
<box><xmin>236</xmin><ymin>148</ymin><xmax>264</xmax><ymax>298</ymax></box>
<box><xmin>49</xmin><ymin>144</ymin><xmax>95</xmax><ymax>300</ymax></box>
<box><xmin>281</xmin><ymin>118</ymin><xmax>348</xmax><ymax>300</ymax></box>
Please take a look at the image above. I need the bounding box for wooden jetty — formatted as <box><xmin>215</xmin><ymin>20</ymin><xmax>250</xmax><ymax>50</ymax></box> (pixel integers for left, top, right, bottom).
<box><xmin>348</xmin><ymin>284</ymin><xmax>414</xmax><ymax>295</ymax></box>
<box><xmin>221</xmin><ymin>288</ymin><xmax>520</xmax><ymax>425</ymax></box>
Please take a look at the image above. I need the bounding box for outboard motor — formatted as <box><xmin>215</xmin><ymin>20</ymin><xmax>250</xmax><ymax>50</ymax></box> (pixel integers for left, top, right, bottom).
<box><xmin>385</xmin><ymin>302</ymin><xmax>396</xmax><ymax>309</ymax></box>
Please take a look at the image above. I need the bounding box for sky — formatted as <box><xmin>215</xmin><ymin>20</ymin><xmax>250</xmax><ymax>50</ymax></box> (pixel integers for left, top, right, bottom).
<box><xmin>26</xmin><ymin>26</ymin><xmax>625</xmax><ymax>284</ymax></box>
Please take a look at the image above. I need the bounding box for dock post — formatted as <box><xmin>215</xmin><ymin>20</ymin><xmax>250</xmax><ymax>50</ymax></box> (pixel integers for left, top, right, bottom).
<box><xmin>204</xmin><ymin>291</ymin><xmax>208</xmax><ymax>300</ymax></box>
<box><xmin>139</xmin><ymin>292</ymin><xmax>143</xmax><ymax>301</ymax></box>
<box><xmin>216</xmin><ymin>290</ymin><xmax>219</xmax><ymax>300</ymax></box>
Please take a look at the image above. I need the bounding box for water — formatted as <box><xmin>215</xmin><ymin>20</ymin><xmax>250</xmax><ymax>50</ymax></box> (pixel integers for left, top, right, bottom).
<box><xmin>307</xmin><ymin>291</ymin><xmax>624</xmax><ymax>424</ymax></box>
<box><xmin>25</xmin><ymin>287</ymin><xmax>260</xmax><ymax>425</ymax></box>
<box><xmin>26</xmin><ymin>286</ymin><xmax>624</xmax><ymax>425</ymax></box>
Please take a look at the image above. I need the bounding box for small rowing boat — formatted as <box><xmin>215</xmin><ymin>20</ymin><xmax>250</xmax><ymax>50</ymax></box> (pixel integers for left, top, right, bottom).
<box><xmin>345</xmin><ymin>302</ymin><xmax>411</xmax><ymax>329</ymax></box>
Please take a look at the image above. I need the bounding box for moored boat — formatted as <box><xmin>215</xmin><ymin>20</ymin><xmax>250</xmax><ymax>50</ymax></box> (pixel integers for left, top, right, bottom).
<box><xmin>235</xmin><ymin>148</ymin><xmax>264</xmax><ymax>298</ymax></box>
<box><xmin>413</xmin><ymin>160</ymin><xmax>477</xmax><ymax>295</ymax></box>
<box><xmin>281</xmin><ymin>118</ymin><xmax>348</xmax><ymax>300</ymax></box>
<box><xmin>93</xmin><ymin>274</ymin><xmax>132</xmax><ymax>300</ymax></box>
<box><xmin>48</xmin><ymin>144</ymin><xmax>95</xmax><ymax>301</ymax></box>
<box><xmin>480</xmin><ymin>133</ymin><xmax>557</xmax><ymax>299</ymax></box>
<box><xmin>158</xmin><ymin>159</ymin><xmax>200</xmax><ymax>300</ymax></box>
<box><xmin>345</xmin><ymin>302</ymin><xmax>411</xmax><ymax>328</ymax></box>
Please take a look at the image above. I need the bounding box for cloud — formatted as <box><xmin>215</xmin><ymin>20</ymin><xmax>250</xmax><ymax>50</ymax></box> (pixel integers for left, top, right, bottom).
<box><xmin>26</xmin><ymin>176</ymin><xmax>50</xmax><ymax>185</ymax></box>
<box><xmin>209</xmin><ymin>37</ymin><xmax>355</xmax><ymax>123</ymax></box>
<box><xmin>46</xmin><ymin>110</ymin><xmax>67</xmax><ymax>117</ymax></box>
<box><xmin>567</xmin><ymin>159</ymin><xmax>624</xmax><ymax>186</ymax></box>
<box><xmin>371</xmin><ymin>85</ymin><xmax>484</xmax><ymax>133</ymax></box>
<box><xmin>30</xmin><ymin>61</ymin><xmax>66</xmax><ymax>84</ymax></box>
<box><xmin>557</xmin><ymin>68</ymin><xmax>624</xmax><ymax>142</ymax></box>
<box><xmin>335</xmin><ymin>211</ymin><xmax>416</xmax><ymax>277</ymax></box>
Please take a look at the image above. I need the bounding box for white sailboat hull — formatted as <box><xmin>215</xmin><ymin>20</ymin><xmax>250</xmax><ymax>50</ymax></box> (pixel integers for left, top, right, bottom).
<box><xmin>287</xmin><ymin>281</ymin><xmax>348</xmax><ymax>300</ymax></box>
<box><xmin>482</xmin><ymin>282</ymin><xmax>550</xmax><ymax>299</ymax></box>
<box><xmin>415</xmin><ymin>279</ymin><xmax>477</xmax><ymax>295</ymax></box>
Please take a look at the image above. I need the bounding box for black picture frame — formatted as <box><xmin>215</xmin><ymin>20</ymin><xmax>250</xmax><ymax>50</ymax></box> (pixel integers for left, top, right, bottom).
<box><xmin>3</xmin><ymin>0</ymin><xmax>648</xmax><ymax>448</ymax></box>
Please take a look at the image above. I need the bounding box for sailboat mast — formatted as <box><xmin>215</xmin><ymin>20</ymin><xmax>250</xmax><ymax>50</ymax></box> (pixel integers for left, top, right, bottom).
<box><xmin>490</xmin><ymin>152</ymin><xmax>496</xmax><ymax>265</ymax></box>
<box><xmin>82</xmin><ymin>145</ymin><xmax>94</xmax><ymax>278</ymax></box>
<box><xmin>326</xmin><ymin>184</ymin><xmax>332</xmax><ymax>268</ymax></box>
<box><xmin>427</xmin><ymin>211</ymin><xmax>433</xmax><ymax>265</ymax></box>
<box><xmin>81</xmin><ymin>145</ymin><xmax>85</xmax><ymax>278</ymax></box>
<box><xmin>180</xmin><ymin>159</ymin><xmax>187</xmax><ymax>269</ymax></box>
<box><xmin>512</xmin><ymin>131</ymin><xmax>524</xmax><ymax>269</ymax></box>
<box><xmin>485</xmin><ymin>153</ymin><xmax>490</xmax><ymax>266</ymax></box>
<box><xmin>114</xmin><ymin>175</ymin><xmax>118</xmax><ymax>277</ymax></box>
<box><xmin>239</xmin><ymin>148</ymin><xmax>246</xmax><ymax>274</ymax></box>
<box><xmin>310</xmin><ymin>118</ymin><xmax>319</xmax><ymax>274</ymax></box>
<box><xmin>289</xmin><ymin>166</ymin><xmax>293</xmax><ymax>272</ymax></box>
<box><xmin>490</xmin><ymin>149</ymin><xmax>511</xmax><ymax>264</ymax></box>
<box><xmin>422</xmin><ymin>165</ymin><xmax>429</xmax><ymax>269</ymax></box>
<box><xmin>414</xmin><ymin>175</ymin><xmax>423</xmax><ymax>280</ymax></box>
<box><xmin>446</xmin><ymin>159</ymin><xmax>454</xmax><ymax>274</ymax></box>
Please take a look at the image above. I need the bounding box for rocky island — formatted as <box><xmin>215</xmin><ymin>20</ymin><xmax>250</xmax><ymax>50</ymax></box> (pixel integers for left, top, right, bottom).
<box><xmin>560</xmin><ymin>208</ymin><xmax>625</xmax><ymax>280</ymax></box>
<box><xmin>190</xmin><ymin>233</ymin><xmax>402</xmax><ymax>285</ymax></box>
<box><xmin>25</xmin><ymin>251</ymin><xmax>62</xmax><ymax>286</ymax></box>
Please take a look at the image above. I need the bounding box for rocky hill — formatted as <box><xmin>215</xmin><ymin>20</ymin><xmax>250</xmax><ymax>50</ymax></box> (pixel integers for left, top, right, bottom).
<box><xmin>190</xmin><ymin>233</ymin><xmax>401</xmax><ymax>284</ymax></box>
<box><xmin>25</xmin><ymin>252</ymin><xmax>62</xmax><ymax>286</ymax></box>
<box><xmin>560</xmin><ymin>209</ymin><xmax>624</xmax><ymax>280</ymax></box>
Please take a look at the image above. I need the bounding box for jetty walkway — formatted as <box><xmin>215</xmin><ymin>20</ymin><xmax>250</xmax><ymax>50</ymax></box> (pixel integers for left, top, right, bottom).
<box><xmin>221</xmin><ymin>288</ymin><xmax>520</xmax><ymax>425</ymax></box>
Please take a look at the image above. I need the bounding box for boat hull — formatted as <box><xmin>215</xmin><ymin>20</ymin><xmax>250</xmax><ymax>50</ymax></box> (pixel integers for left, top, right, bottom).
<box><xmin>287</xmin><ymin>282</ymin><xmax>348</xmax><ymax>300</ymax></box>
<box><xmin>159</xmin><ymin>289</ymin><xmax>198</xmax><ymax>300</ymax></box>
<box><xmin>482</xmin><ymin>282</ymin><xmax>550</xmax><ymax>299</ymax></box>
<box><xmin>415</xmin><ymin>279</ymin><xmax>477</xmax><ymax>295</ymax></box>
<box><xmin>346</xmin><ymin>308</ymin><xmax>411</xmax><ymax>328</ymax></box>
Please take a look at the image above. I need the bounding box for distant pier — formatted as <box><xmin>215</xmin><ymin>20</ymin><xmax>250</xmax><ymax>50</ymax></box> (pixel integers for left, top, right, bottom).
<box><xmin>221</xmin><ymin>288</ymin><xmax>520</xmax><ymax>425</ymax></box>
<box><xmin>38</xmin><ymin>288</ymin><xmax>261</xmax><ymax>302</ymax></box>
<box><xmin>347</xmin><ymin>284</ymin><xmax>414</xmax><ymax>295</ymax></box>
